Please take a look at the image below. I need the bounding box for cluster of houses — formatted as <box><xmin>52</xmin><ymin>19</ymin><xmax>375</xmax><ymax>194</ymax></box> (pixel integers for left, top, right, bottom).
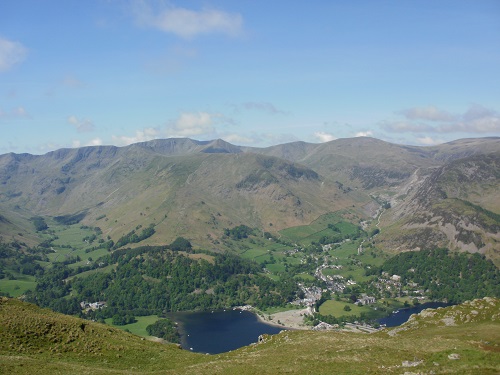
<box><xmin>356</xmin><ymin>293</ymin><xmax>376</xmax><ymax>305</ymax></box>
<box><xmin>293</xmin><ymin>284</ymin><xmax>323</xmax><ymax>307</ymax></box>
<box><xmin>372</xmin><ymin>273</ymin><xmax>404</xmax><ymax>297</ymax></box>
<box><xmin>80</xmin><ymin>301</ymin><xmax>106</xmax><ymax>310</ymax></box>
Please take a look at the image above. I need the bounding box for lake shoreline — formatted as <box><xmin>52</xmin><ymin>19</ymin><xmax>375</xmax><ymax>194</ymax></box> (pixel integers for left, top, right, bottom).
<box><xmin>235</xmin><ymin>305</ymin><xmax>311</xmax><ymax>330</ymax></box>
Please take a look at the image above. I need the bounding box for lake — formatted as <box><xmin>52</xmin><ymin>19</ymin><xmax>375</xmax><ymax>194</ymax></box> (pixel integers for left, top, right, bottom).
<box><xmin>378</xmin><ymin>302</ymin><xmax>452</xmax><ymax>327</ymax></box>
<box><xmin>169</xmin><ymin>309</ymin><xmax>284</xmax><ymax>354</ymax></box>
<box><xmin>170</xmin><ymin>302</ymin><xmax>452</xmax><ymax>354</ymax></box>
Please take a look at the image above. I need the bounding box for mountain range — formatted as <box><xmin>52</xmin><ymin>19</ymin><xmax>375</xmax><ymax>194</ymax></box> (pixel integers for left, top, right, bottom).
<box><xmin>0</xmin><ymin>136</ymin><xmax>499</xmax><ymax>263</ymax></box>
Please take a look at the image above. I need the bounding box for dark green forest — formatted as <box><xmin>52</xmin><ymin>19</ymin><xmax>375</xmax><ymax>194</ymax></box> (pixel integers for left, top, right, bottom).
<box><xmin>146</xmin><ymin>318</ymin><xmax>180</xmax><ymax>343</ymax></box>
<box><xmin>26</xmin><ymin>246</ymin><xmax>298</xmax><ymax>319</ymax></box>
<box><xmin>373</xmin><ymin>248</ymin><xmax>500</xmax><ymax>303</ymax></box>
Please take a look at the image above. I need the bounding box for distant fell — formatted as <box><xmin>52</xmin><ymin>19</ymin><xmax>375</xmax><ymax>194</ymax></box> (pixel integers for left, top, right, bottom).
<box><xmin>0</xmin><ymin>136</ymin><xmax>498</xmax><ymax>260</ymax></box>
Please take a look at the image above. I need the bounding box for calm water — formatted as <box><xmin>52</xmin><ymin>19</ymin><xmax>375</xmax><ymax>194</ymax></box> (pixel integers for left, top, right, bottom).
<box><xmin>169</xmin><ymin>302</ymin><xmax>451</xmax><ymax>354</ymax></box>
<box><xmin>378</xmin><ymin>302</ymin><xmax>452</xmax><ymax>327</ymax></box>
<box><xmin>169</xmin><ymin>309</ymin><xmax>284</xmax><ymax>354</ymax></box>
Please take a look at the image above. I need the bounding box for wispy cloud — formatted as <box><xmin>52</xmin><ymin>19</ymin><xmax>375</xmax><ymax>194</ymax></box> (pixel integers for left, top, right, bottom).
<box><xmin>242</xmin><ymin>102</ymin><xmax>288</xmax><ymax>115</ymax></box>
<box><xmin>382</xmin><ymin>104</ymin><xmax>500</xmax><ymax>135</ymax></box>
<box><xmin>255</xmin><ymin>132</ymin><xmax>298</xmax><ymax>145</ymax></box>
<box><xmin>0</xmin><ymin>106</ymin><xmax>30</xmax><ymax>119</ymax></box>
<box><xmin>67</xmin><ymin>115</ymin><xmax>95</xmax><ymax>133</ymax></box>
<box><xmin>132</xmin><ymin>2</ymin><xmax>243</xmax><ymax>39</ymax></box>
<box><xmin>449</xmin><ymin>104</ymin><xmax>500</xmax><ymax>133</ymax></box>
<box><xmin>399</xmin><ymin>106</ymin><xmax>455</xmax><ymax>122</ymax></box>
<box><xmin>222</xmin><ymin>133</ymin><xmax>256</xmax><ymax>144</ymax></box>
<box><xmin>415</xmin><ymin>136</ymin><xmax>444</xmax><ymax>146</ymax></box>
<box><xmin>381</xmin><ymin>121</ymin><xmax>434</xmax><ymax>133</ymax></box>
<box><xmin>72</xmin><ymin>138</ymin><xmax>103</xmax><ymax>148</ymax></box>
<box><xmin>313</xmin><ymin>131</ymin><xmax>336</xmax><ymax>143</ymax></box>
<box><xmin>144</xmin><ymin>46</ymin><xmax>197</xmax><ymax>75</ymax></box>
<box><xmin>0</xmin><ymin>36</ymin><xmax>27</xmax><ymax>72</ymax></box>
<box><xmin>112</xmin><ymin>127</ymin><xmax>161</xmax><ymax>146</ymax></box>
<box><xmin>62</xmin><ymin>75</ymin><xmax>85</xmax><ymax>88</ymax></box>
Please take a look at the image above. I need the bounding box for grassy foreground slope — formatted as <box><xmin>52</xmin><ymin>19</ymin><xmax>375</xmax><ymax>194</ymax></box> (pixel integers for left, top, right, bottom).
<box><xmin>1</xmin><ymin>297</ymin><xmax>499</xmax><ymax>374</ymax></box>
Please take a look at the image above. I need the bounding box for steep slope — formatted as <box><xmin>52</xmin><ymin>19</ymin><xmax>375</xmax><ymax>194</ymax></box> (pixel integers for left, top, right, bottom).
<box><xmin>379</xmin><ymin>151</ymin><xmax>500</xmax><ymax>263</ymax></box>
<box><xmin>425</xmin><ymin>137</ymin><xmax>500</xmax><ymax>161</ymax></box>
<box><xmin>254</xmin><ymin>137</ymin><xmax>435</xmax><ymax>190</ymax></box>
<box><xmin>1</xmin><ymin>297</ymin><xmax>499</xmax><ymax>374</ymax></box>
<box><xmin>1</xmin><ymin>136</ymin><xmax>499</xmax><ymax>256</ymax></box>
<box><xmin>0</xmin><ymin>144</ymin><xmax>361</xmax><ymax>250</ymax></box>
<box><xmin>257</xmin><ymin>136</ymin><xmax>500</xmax><ymax>190</ymax></box>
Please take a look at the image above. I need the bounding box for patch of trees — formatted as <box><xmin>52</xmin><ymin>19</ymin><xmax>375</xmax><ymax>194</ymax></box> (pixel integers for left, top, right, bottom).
<box><xmin>146</xmin><ymin>318</ymin><xmax>180</xmax><ymax>343</ymax></box>
<box><xmin>54</xmin><ymin>211</ymin><xmax>87</xmax><ymax>225</ymax></box>
<box><xmin>31</xmin><ymin>216</ymin><xmax>48</xmax><ymax>231</ymax></box>
<box><xmin>32</xmin><ymin>248</ymin><xmax>298</xmax><ymax>317</ymax></box>
<box><xmin>169</xmin><ymin>237</ymin><xmax>192</xmax><ymax>252</ymax></box>
<box><xmin>306</xmin><ymin>311</ymin><xmax>376</xmax><ymax>327</ymax></box>
<box><xmin>315</xmin><ymin>225</ymin><xmax>363</xmax><ymax>246</ymax></box>
<box><xmin>112</xmin><ymin>313</ymin><xmax>136</xmax><ymax>326</ymax></box>
<box><xmin>372</xmin><ymin>248</ymin><xmax>500</xmax><ymax>303</ymax></box>
<box><xmin>113</xmin><ymin>224</ymin><xmax>156</xmax><ymax>249</ymax></box>
<box><xmin>0</xmin><ymin>238</ymin><xmax>45</xmax><ymax>278</ymax></box>
<box><xmin>24</xmin><ymin>264</ymin><xmax>80</xmax><ymax>315</ymax></box>
<box><xmin>224</xmin><ymin>225</ymin><xmax>254</xmax><ymax>240</ymax></box>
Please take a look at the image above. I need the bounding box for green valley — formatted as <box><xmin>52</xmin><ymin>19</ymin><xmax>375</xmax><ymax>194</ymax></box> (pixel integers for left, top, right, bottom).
<box><xmin>1</xmin><ymin>136</ymin><xmax>499</xmax><ymax>373</ymax></box>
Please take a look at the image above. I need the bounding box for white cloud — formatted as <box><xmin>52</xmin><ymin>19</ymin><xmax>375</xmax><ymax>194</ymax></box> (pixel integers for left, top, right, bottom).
<box><xmin>383</xmin><ymin>104</ymin><xmax>500</xmax><ymax>135</ymax></box>
<box><xmin>167</xmin><ymin>112</ymin><xmax>219</xmax><ymax>137</ymax></box>
<box><xmin>448</xmin><ymin>104</ymin><xmax>500</xmax><ymax>133</ymax></box>
<box><xmin>415</xmin><ymin>136</ymin><xmax>443</xmax><ymax>146</ymax></box>
<box><xmin>0</xmin><ymin>37</ymin><xmax>27</xmax><ymax>72</ymax></box>
<box><xmin>86</xmin><ymin>138</ymin><xmax>103</xmax><ymax>146</ymax></box>
<box><xmin>313</xmin><ymin>131</ymin><xmax>336</xmax><ymax>143</ymax></box>
<box><xmin>112</xmin><ymin>127</ymin><xmax>160</xmax><ymax>146</ymax></box>
<box><xmin>399</xmin><ymin>106</ymin><xmax>455</xmax><ymax>122</ymax></box>
<box><xmin>67</xmin><ymin>115</ymin><xmax>95</xmax><ymax>133</ymax></box>
<box><xmin>133</xmin><ymin>2</ymin><xmax>243</xmax><ymax>39</ymax></box>
<box><xmin>354</xmin><ymin>130</ymin><xmax>373</xmax><ymax>137</ymax></box>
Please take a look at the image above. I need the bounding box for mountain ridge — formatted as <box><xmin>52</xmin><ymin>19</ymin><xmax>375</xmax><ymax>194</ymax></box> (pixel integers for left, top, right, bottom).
<box><xmin>0</xmin><ymin>136</ymin><xmax>498</xmax><ymax>261</ymax></box>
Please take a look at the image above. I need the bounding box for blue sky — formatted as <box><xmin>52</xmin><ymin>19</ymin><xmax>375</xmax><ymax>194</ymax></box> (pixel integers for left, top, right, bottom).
<box><xmin>1</xmin><ymin>0</ymin><xmax>499</xmax><ymax>154</ymax></box>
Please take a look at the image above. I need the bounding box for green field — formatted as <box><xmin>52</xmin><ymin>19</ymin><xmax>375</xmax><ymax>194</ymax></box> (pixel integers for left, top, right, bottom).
<box><xmin>0</xmin><ymin>276</ymin><xmax>36</xmax><ymax>297</ymax></box>
<box><xmin>51</xmin><ymin>224</ymin><xmax>98</xmax><ymax>248</ymax></box>
<box><xmin>67</xmin><ymin>264</ymin><xmax>116</xmax><ymax>281</ymax></box>
<box><xmin>318</xmin><ymin>300</ymin><xmax>372</xmax><ymax>317</ymax></box>
<box><xmin>294</xmin><ymin>272</ymin><xmax>316</xmax><ymax>281</ymax></box>
<box><xmin>105</xmin><ymin>315</ymin><xmax>160</xmax><ymax>337</ymax></box>
<box><xmin>279</xmin><ymin>212</ymin><xmax>360</xmax><ymax>244</ymax></box>
<box><xmin>265</xmin><ymin>263</ymin><xmax>286</xmax><ymax>273</ymax></box>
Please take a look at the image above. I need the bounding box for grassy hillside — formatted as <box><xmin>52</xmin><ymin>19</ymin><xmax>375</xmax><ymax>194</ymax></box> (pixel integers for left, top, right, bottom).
<box><xmin>1</xmin><ymin>136</ymin><xmax>499</xmax><ymax>261</ymax></box>
<box><xmin>1</xmin><ymin>297</ymin><xmax>499</xmax><ymax>374</ymax></box>
<box><xmin>0</xmin><ymin>142</ymin><xmax>365</xmax><ymax>252</ymax></box>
